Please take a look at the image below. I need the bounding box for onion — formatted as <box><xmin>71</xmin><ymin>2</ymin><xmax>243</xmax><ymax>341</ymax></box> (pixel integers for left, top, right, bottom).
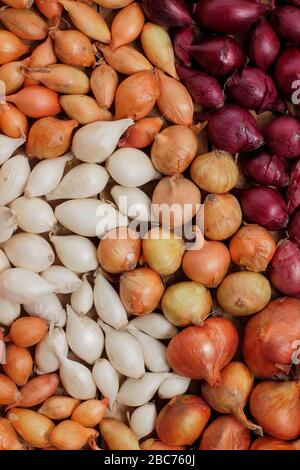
<box><xmin>141</xmin><ymin>439</ymin><xmax>184</xmax><ymax>450</ymax></box>
<box><xmin>2</xmin><ymin>343</ymin><xmax>32</xmax><ymax>386</ymax></box>
<box><xmin>8</xmin><ymin>317</ymin><xmax>48</xmax><ymax>348</ymax></box>
<box><xmin>288</xmin><ymin>210</ymin><xmax>300</xmax><ymax>245</ymax></box>
<box><xmin>7</xmin><ymin>408</ymin><xmax>54</xmax><ymax>448</ymax></box>
<box><xmin>71</xmin><ymin>398</ymin><xmax>108</xmax><ymax>428</ymax></box>
<box><xmin>0</xmin><ymin>418</ymin><xmax>25</xmax><ymax>450</ymax></box>
<box><xmin>0</xmin><ymin>30</ymin><xmax>29</xmax><ymax>65</ymax></box>
<box><xmin>117</xmin><ymin>373</ymin><xmax>168</xmax><ymax>407</ymax></box>
<box><xmin>191</xmin><ymin>150</ymin><xmax>238</xmax><ymax>193</ymax></box>
<box><xmin>90</xmin><ymin>63</ymin><xmax>118</xmax><ymax>109</ymax></box>
<box><xmin>35</xmin><ymin>328</ymin><xmax>68</xmax><ymax>376</ymax></box>
<box><xmin>251</xmin><ymin>437</ymin><xmax>300</xmax><ymax>451</ymax></box>
<box><xmin>111</xmin><ymin>2</ymin><xmax>144</xmax><ymax>49</ymax></box>
<box><xmin>158</xmin><ymin>373</ymin><xmax>190</xmax><ymax>399</ymax></box>
<box><xmin>0</xmin><ymin>58</ymin><xmax>30</xmax><ymax>95</ymax></box>
<box><xmin>93</xmin><ymin>359</ymin><xmax>119</xmax><ymax>409</ymax></box>
<box><xmin>41</xmin><ymin>266</ymin><xmax>81</xmax><ymax>294</ymax></box>
<box><xmin>162</xmin><ymin>281</ymin><xmax>212</xmax><ymax>327</ymax></box>
<box><xmin>50</xmin><ymin>420</ymin><xmax>98</xmax><ymax>450</ymax></box>
<box><xmin>250</xmin><ymin>380</ymin><xmax>300</xmax><ymax>440</ymax></box>
<box><xmin>50</xmin><ymin>29</ymin><xmax>95</xmax><ymax>68</ymax></box>
<box><xmin>202</xmin><ymin>362</ymin><xmax>262</xmax><ymax>435</ymax></box>
<box><xmin>263</xmin><ymin>116</ymin><xmax>300</xmax><ymax>159</ymax></box>
<box><xmin>0</xmin><ymin>374</ymin><xmax>20</xmax><ymax>406</ymax></box>
<box><xmin>141</xmin><ymin>0</ymin><xmax>194</xmax><ymax>27</ymax></box>
<box><xmin>96</xmin><ymin>43</ymin><xmax>153</xmax><ymax>76</ymax></box>
<box><xmin>94</xmin><ymin>272</ymin><xmax>128</xmax><ymax>330</ymax></box>
<box><xmin>243</xmin><ymin>297</ymin><xmax>300</xmax><ymax>379</ymax></box>
<box><xmin>271</xmin><ymin>6</ymin><xmax>300</xmax><ymax>45</ymax></box>
<box><xmin>129</xmin><ymin>403</ymin><xmax>157</xmax><ymax>440</ymax></box>
<box><xmin>119</xmin><ymin>117</ymin><xmax>163</xmax><ymax>149</ymax></box>
<box><xmin>239</xmin><ymin>187</ymin><xmax>288</xmax><ymax>231</ymax></box>
<box><xmin>199</xmin><ymin>416</ymin><xmax>251</xmax><ymax>450</ymax></box>
<box><xmin>71</xmin><ymin>274</ymin><xmax>93</xmax><ymax>316</ymax></box>
<box><xmin>242</xmin><ymin>150</ymin><xmax>289</xmax><ymax>188</ymax></box>
<box><xmin>0</xmin><ymin>154</ymin><xmax>30</xmax><ymax>207</ymax></box>
<box><xmin>7</xmin><ymin>86</ymin><xmax>61</xmax><ymax>118</ymax></box>
<box><xmin>35</xmin><ymin>0</ymin><xmax>63</xmax><ymax>19</ymax></box>
<box><xmin>99</xmin><ymin>418</ymin><xmax>139</xmax><ymax>450</ymax></box>
<box><xmin>95</xmin><ymin>0</ymin><xmax>134</xmax><ymax>7</ymax></box>
<box><xmin>142</xmin><ymin>227</ymin><xmax>184</xmax><ymax>276</ymax></box>
<box><xmin>120</xmin><ymin>267</ymin><xmax>165</xmax><ymax>316</ymax></box>
<box><xmin>141</xmin><ymin>23</ymin><xmax>177</xmax><ymax>79</ymax></box>
<box><xmin>217</xmin><ymin>271</ymin><xmax>271</xmax><ymax>317</ymax></box>
<box><xmin>0</xmin><ymin>268</ymin><xmax>55</xmax><ymax>304</ymax></box>
<box><xmin>270</xmin><ymin>240</ymin><xmax>300</xmax><ymax>297</ymax></box>
<box><xmin>0</xmin><ymin>206</ymin><xmax>17</xmax><ymax>243</ymax></box>
<box><xmin>111</xmin><ymin>185</ymin><xmax>152</xmax><ymax>222</ymax></box>
<box><xmin>204</xmin><ymin>193</ymin><xmax>242</xmax><ymax>241</ymax></box>
<box><xmin>247</xmin><ymin>18</ymin><xmax>280</xmax><ymax>71</ymax></box>
<box><xmin>152</xmin><ymin>175</ymin><xmax>201</xmax><ymax>228</ymax></box>
<box><xmin>38</xmin><ymin>396</ymin><xmax>80</xmax><ymax>421</ymax></box>
<box><xmin>229</xmin><ymin>224</ymin><xmax>276</xmax><ymax>272</ymax></box>
<box><xmin>275</xmin><ymin>47</ymin><xmax>300</xmax><ymax>101</ymax></box>
<box><xmin>0</xmin><ymin>8</ymin><xmax>48</xmax><ymax>41</ymax></box>
<box><xmin>25</xmin><ymin>36</ymin><xmax>57</xmax><ymax>86</ymax></box>
<box><xmin>127</xmin><ymin>326</ymin><xmax>169</xmax><ymax>373</ymax></box>
<box><xmin>156</xmin><ymin>395</ymin><xmax>210</xmax><ymax>446</ymax></box>
<box><xmin>208</xmin><ymin>105</ymin><xmax>263</xmax><ymax>153</ymax></box>
<box><xmin>129</xmin><ymin>313</ymin><xmax>178</xmax><ymax>340</ymax></box>
<box><xmin>50</xmin><ymin>235</ymin><xmax>98</xmax><ymax>273</ymax></box>
<box><xmin>166</xmin><ymin>317</ymin><xmax>238</xmax><ymax>385</ymax></box>
<box><xmin>174</xmin><ymin>26</ymin><xmax>196</xmax><ymax>66</ymax></box>
<box><xmin>0</xmin><ymin>102</ymin><xmax>28</xmax><ymax>139</ymax></box>
<box><xmin>7</xmin><ymin>373</ymin><xmax>59</xmax><ymax>410</ymax></box>
<box><xmin>194</xmin><ymin>0</ymin><xmax>270</xmax><ymax>34</ymax></box>
<box><xmin>287</xmin><ymin>160</ymin><xmax>300</xmax><ymax>215</ymax></box>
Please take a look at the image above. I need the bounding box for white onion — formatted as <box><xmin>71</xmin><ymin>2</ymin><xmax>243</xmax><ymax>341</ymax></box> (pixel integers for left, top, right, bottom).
<box><xmin>0</xmin><ymin>207</ymin><xmax>17</xmax><ymax>243</ymax></box>
<box><xmin>41</xmin><ymin>266</ymin><xmax>82</xmax><ymax>294</ymax></box>
<box><xmin>71</xmin><ymin>274</ymin><xmax>93</xmax><ymax>315</ymax></box>
<box><xmin>158</xmin><ymin>374</ymin><xmax>191</xmax><ymax>399</ymax></box>
<box><xmin>10</xmin><ymin>197</ymin><xmax>57</xmax><ymax>234</ymax></box>
<box><xmin>129</xmin><ymin>313</ymin><xmax>178</xmax><ymax>340</ymax></box>
<box><xmin>35</xmin><ymin>328</ymin><xmax>68</xmax><ymax>375</ymax></box>
<box><xmin>72</xmin><ymin>119</ymin><xmax>134</xmax><ymax>163</ymax></box>
<box><xmin>3</xmin><ymin>233</ymin><xmax>55</xmax><ymax>273</ymax></box>
<box><xmin>0</xmin><ymin>268</ymin><xmax>55</xmax><ymax>303</ymax></box>
<box><xmin>46</xmin><ymin>163</ymin><xmax>109</xmax><ymax>200</ymax></box>
<box><xmin>0</xmin><ymin>134</ymin><xmax>25</xmax><ymax>165</ymax></box>
<box><xmin>24</xmin><ymin>293</ymin><xmax>66</xmax><ymax>327</ymax></box>
<box><xmin>57</xmin><ymin>355</ymin><xmax>96</xmax><ymax>400</ymax></box>
<box><xmin>106</xmin><ymin>148</ymin><xmax>161</xmax><ymax>187</ymax></box>
<box><xmin>50</xmin><ymin>235</ymin><xmax>98</xmax><ymax>273</ymax></box>
<box><xmin>117</xmin><ymin>373</ymin><xmax>169</xmax><ymax>407</ymax></box>
<box><xmin>0</xmin><ymin>297</ymin><xmax>20</xmax><ymax>326</ymax></box>
<box><xmin>25</xmin><ymin>153</ymin><xmax>72</xmax><ymax>198</ymax></box>
<box><xmin>92</xmin><ymin>358</ymin><xmax>119</xmax><ymax>409</ymax></box>
<box><xmin>0</xmin><ymin>154</ymin><xmax>30</xmax><ymax>206</ymax></box>
<box><xmin>127</xmin><ymin>326</ymin><xmax>169</xmax><ymax>373</ymax></box>
<box><xmin>94</xmin><ymin>272</ymin><xmax>128</xmax><ymax>329</ymax></box>
<box><xmin>129</xmin><ymin>403</ymin><xmax>157</xmax><ymax>440</ymax></box>
<box><xmin>0</xmin><ymin>249</ymin><xmax>11</xmax><ymax>274</ymax></box>
<box><xmin>99</xmin><ymin>320</ymin><xmax>145</xmax><ymax>379</ymax></box>
<box><xmin>111</xmin><ymin>186</ymin><xmax>153</xmax><ymax>222</ymax></box>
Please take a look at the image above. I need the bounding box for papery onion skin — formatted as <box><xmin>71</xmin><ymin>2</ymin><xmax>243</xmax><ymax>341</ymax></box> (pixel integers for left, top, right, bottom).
<box><xmin>111</xmin><ymin>2</ymin><xmax>145</xmax><ymax>50</ymax></box>
<box><xmin>191</xmin><ymin>151</ymin><xmax>238</xmax><ymax>194</ymax></box>
<box><xmin>0</xmin><ymin>31</ymin><xmax>29</xmax><ymax>65</ymax></box>
<box><xmin>120</xmin><ymin>267</ymin><xmax>165</xmax><ymax>316</ymax></box>
<box><xmin>39</xmin><ymin>396</ymin><xmax>80</xmax><ymax>421</ymax></box>
<box><xmin>96</xmin><ymin>43</ymin><xmax>153</xmax><ymax>76</ymax></box>
<box><xmin>0</xmin><ymin>103</ymin><xmax>28</xmax><ymax>138</ymax></box>
<box><xmin>0</xmin><ymin>58</ymin><xmax>30</xmax><ymax>95</ymax></box>
<box><xmin>288</xmin><ymin>210</ymin><xmax>300</xmax><ymax>245</ymax></box>
<box><xmin>140</xmin><ymin>439</ymin><xmax>184</xmax><ymax>450</ymax></box>
<box><xmin>156</xmin><ymin>395</ymin><xmax>210</xmax><ymax>446</ymax></box>
<box><xmin>49</xmin><ymin>420</ymin><xmax>98</xmax><ymax>450</ymax></box>
<box><xmin>141</xmin><ymin>0</ymin><xmax>194</xmax><ymax>27</ymax></box>
<box><xmin>99</xmin><ymin>418</ymin><xmax>140</xmax><ymax>450</ymax></box>
<box><xmin>270</xmin><ymin>240</ymin><xmax>300</xmax><ymax>297</ymax></box>
<box><xmin>7</xmin><ymin>373</ymin><xmax>59</xmax><ymax>410</ymax></box>
<box><xmin>204</xmin><ymin>193</ymin><xmax>242</xmax><ymax>241</ymax></box>
<box><xmin>119</xmin><ymin>117</ymin><xmax>163</xmax><ymax>149</ymax></box>
<box><xmin>250</xmin><ymin>380</ymin><xmax>300</xmax><ymax>440</ymax></box>
<box><xmin>0</xmin><ymin>8</ymin><xmax>49</xmax><ymax>41</ymax></box>
<box><xmin>71</xmin><ymin>398</ymin><xmax>108</xmax><ymax>428</ymax></box>
<box><xmin>0</xmin><ymin>417</ymin><xmax>25</xmax><ymax>450</ymax></box>
<box><xmin>251</xmin><ymin>437</ymin><xmax>300</xmax><ymax>451</ymax></box>
<box><xmin>50</xmin><ymin>29</ymin><xmax>95</xmax><ymax>68</ymax></box>
<box><xmin>0</xmin><ymin>374</ymin><xmax>20</xmax><ymax>406</ymax></box>
<box><xmin>287</xmin><ymin>160</ymin><xmax>300</xmax><ymax>215</ymax></box>
<box><xmin>247</xmin><ymin>18</ymin><xmax>280</xmax><ymax>72</ymax></box>
<box><xmin>199</xmin><ymin>416</ymin><xmax>251</xmax><ymax>450</ymax></box>
<box><xmin>90</xmin><ymin>63</ymin><xmax>119</xmax><ymax>110</ymax></box>
<box><xmin>174</xmin><ymin>26</ymin><xmax>196</xmax><ymax>66</ymax></box>
<box><xmin>35</xmin><ymin>0</ymin><xmax>63</xmax><ymax>19</ymax></box>
<box><xmin>2</xmin><ymin>343</ymin><xmax>33</xmax><ymax>386</ymax></box>
<box><xmin>243</xmin><ymin>297</ymin><xmax>300</xmax><ymax>379</ymax></box>
<box><xmin>263</xmin><ymin>116</ymin><xmax>300</xmax><ymax>159</ymax></box>
<box><xmin>6</xmin><ymin>86</ymin><xmax>62</xmax><ymax>119</ymax></box>
<box><xmin>271</xmin><ymin>6</ymin><xmax>300</xmax><ymax>45</ymax></box>
<box><xmin>242</xmin><ymin>151</ymin><xmax>289</xmax><ymax>188</ymax></box>
<box><xmin>7</xmin><ymin>408</ymin><xmax>55</xmax><ymax>448</ymax></box>
<box><xmin>229</xmin><ymin>225</ymin><xmax>276</xmax><ymax>272</ymax></box>
<box><xmin>166</xmin><ymin>317</ymin><xmax>238</xmax><ymax>385</ymax></box>
<box><xmin>59</xmin><ymin>95</ymin><xmax>112</xmax><ymax>125</ymax></box>
<box><xmin>274</xmin><ymin>47</ymin><xmax>300</xmax><ymax>102</ymax></box>
<box><xmin>8</xmin><ymin>317</ymin><xmax>48</xmax><ymax>348</ymax></box>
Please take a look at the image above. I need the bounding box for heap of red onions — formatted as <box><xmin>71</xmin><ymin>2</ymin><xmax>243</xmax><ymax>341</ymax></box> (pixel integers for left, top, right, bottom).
<box><xmin>242</xmin><ymin>151</ymin><xmax>289</xmax><ymax>188</ymax></box>
<box><xmin>270</xmin><ymin>240</ymin><xmax>300</xmax><ymax>297</ymax></box>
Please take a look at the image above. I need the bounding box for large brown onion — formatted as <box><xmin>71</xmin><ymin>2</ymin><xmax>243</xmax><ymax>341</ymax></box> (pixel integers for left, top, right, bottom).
<box><xmin>191</xmin><ymin>151</ymin><xmax>238</xmax><ymax>194</ymax></box>
<box><xmin>199</xmin><ymin>416</ymin><xmax>251</xmax><ymax>450</ymax></box>
<box><xmin>204</xmin><ymin>193</ymin><xmax>242</xmax><ymax>241</ymax></box>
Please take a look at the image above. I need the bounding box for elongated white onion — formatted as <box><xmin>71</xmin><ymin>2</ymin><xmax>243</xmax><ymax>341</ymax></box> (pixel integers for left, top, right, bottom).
<box><xmin>0</xmin><ymin>207</ymin><xmax>17</xmax><ymax>243</ymax></box>
<box><xmin>111</xmin><ymin>185</ymin><xmax>153</xmax><ymax>222</ymax></box>
<box><xmin>56</xmin><ymin>354</ymin><xmax>96</xmax><ymax>400</ymax></box>
<box><xmin>0</xmin><ymin>134</ymin><xmax>25</xmax><ymax>166</ymax></box>
<box><xmin>129</xmin><ymin>313</ymin><xmax>178</xmax><ymax>339</ymax></box>
<box><xmin>0</xmin><ymin>155</ymin><xmax>30</xmax><ymax>206</ymax></box>
<box><xmin>24</xmin><ymin>293</ymin><xmax>66</xmax><ymax>327</ymax></box>
<box><xmin>71</xmin><ymin>274</ymin><xmax>93</xmax><ymax>315</ymax></box>
<box><xmin>94</xmin><ymin>272</ymin><xmax>128</xmax><ymax>329</ymax></box>
<box><xmin>117</xmin><ymin>373</ymin><xmax>169</xmax><ymax>407</ymax></box>
<box><xmin>129</xmin><ymin>403</ymin><xmax>157</xmax><ymax>440</ymax></box>
<box><xmin>0</xmin><ymin>268</ymin><xmax>55</xmax><ymax>303</ymax></box>
<box><xmin>50</xmin><ymin>235</ymin><xmax>98</xmax><ymax>273</ymax></box>
<box><xmin>0</xmin><ymin>249</ymin><xmax>11</xmax><ymax>274</ymax></box>
<box><xmin>41</xmin><ymin>266</ymin><xmax>82</xmax><ymax>294</ymax></box>
<box><xmin>10</xmin><ymin>197</ymin><xmax>57</xmax><ymax>234</ymax></box>
<box><xmin>92</xmin><ymin>358</ymin><xmax>119</xmax><ymax>409</ymax></box>
<box><xmin>127</xmin><ymin>326</ymin><xmax>169</xmax><ymax>373</ymax></box>
<box><xmin>35</xmin><ymin>328</ymin><xmax>68</xmax><ymax>375</ymax></box>
<box><xmin>0</xmin><ymin>296</ymin><xmax>20</xmax><ymax>326</ymax></box>
<box><xmin>158</xmin><ymin>373</ymin><xmax>191</xmax><ymax>399</ymax></box>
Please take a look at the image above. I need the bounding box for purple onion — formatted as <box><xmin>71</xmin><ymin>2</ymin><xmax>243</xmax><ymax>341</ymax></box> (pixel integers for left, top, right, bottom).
<box><xmin>263</xmin><ymin>116</ymin><xmax>300</xmax><ymax>160</ymax></box>
<box><xmin>270</xmin><ymin>6</ymin><xmax>300</xmax><ymax>45</ymax></box>
<box><xmin>287</xmin><ymin>160</ymin><xmax>300</xmax><ymax>215</ymax></box>
<box><xmin>239</xmin><ymin>187</ymin><xmax>288</xmax><ymax>231</ymax></box>
<box><xmin>187</xmin><ymin>36</ymin><xmax>246</xmax><ymax>78</ymax></box>
<box><xmin>141</xmin><ymin>0</ymin><xmax>194</xmax><ymax>27</ymax></box>
<box><xmin>226</xmin><ymin>67</ymin><xmax>285</xmax><ymax>114</ymax></box>
<box><xmin>275</xmin><ymin>47</ymin><xmax>300</xmax><ymax>103</ymax></box>
<box><xmin>288</xmin><ymin>210</ymin><xmax>300</xmax><ymax>245</ymax></box>
<box><xmin>247</xmin><ymin>18</ymin><xmax>280</xmax><ymax>71</ymax></box>
<box><xmin>173</xmin><ymin>27</ymin><xmax>196</xmax><ymax>66</ymax></box>
<box><xmin>176</xmin><ymin>64</ymin><xmax>224</xmax><ymax>109</ymax></box>
<box><xmin>193</xmin><ymin>0</ymin><xmax>271</xmax><ymax>34</ymax></box>
<box><xmin>207</xmin><ymin>105</ymin><xmax>263</xmax><ymax>154</ymax></box>
<box><xmin>270</xmin><ymin>240</ymin><xmax>300</xmax><ymax>297</ymax></box>
<box><xmin>242</xmin><ymin>151</ymin><xmax>289</xmax><ymax>188</ymax></box>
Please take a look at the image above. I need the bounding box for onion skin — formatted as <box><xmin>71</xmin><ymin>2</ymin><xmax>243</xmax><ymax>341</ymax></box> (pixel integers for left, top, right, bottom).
<box><xmin>270</xmin><ymin>241</ymin><xmax>300</xmax><ymax>297</ymax></box>
<box><xmin>71</xmin><ymin>398</ymin><xmax>108</xmax><ymax>428</ymax></box>
<box><xmin>263</xmin><ymin>116</ymin><xmax>300</xmax><ymax>159</ymax></box>
<box><xmin>0</xmin><ymin>374</ymin><xmax>21</xmax><ymax>406</ymax></box>
<box><xmin>35</xmin><ymin>0</ymin><xmax>63</xmax><ymax>19</ymax></box>
<box><xmin>96</xmin><ymin>43</ymin><xmax>153</xmax><ymax>76</ymax></box>
<box><xmin>50</xmin><ymin>29</ymin><xmax>95</xmax><ymax>68</ymax></box>
<box><xmin>99</xmin><ymin>418</ymin><xmax>140</xmax><ymax>450</ymax></box>
<box><xmin>50</xmin><ymin>420</ymin><xmax>98</xmax><ymax>450</ymax></box>
<box><xmin>0</xmin><ymin>103</ymin><xmax>28</xmax><ymax>138</ymax></box>
<box><xmin>141</xmin><ymin>0</ymin><xmax>194</xmax><ymax>27</ymax></box>
<box><xmin>199</xmin><ymin>416</ymin><xmax>251</xmax><ymax>450</ymax></box>
<box><xmin>242</xmin><ymin>151</ymin><xmax>289</xmax><ymax>188</ymax></box>
<box><xmin>120</xmin><ymin>267</ymin><xmax>165</xmax><ymax>316</ymax></box>
<box><xmin>6</xmin><ymin>86</ymin><xmax>62</xmax><ymax>119</ymax></box>
<box><xmin>0</xmin><ymin>31</ymin><xmax>29</xmax><ymax>65</ymax></box>
<box><xmin>141</xmin><ymin>439</ymin><xmax>184</xmax><ymax>450</ymax></box>
<box><xmin>0</xmin><ymin>8</ymin><xmax>48</xmax><ymax>41</ymax></box>
<box><xmin>90</xmin><ymin>63</ymin><xmax>118</xmax><ymax>110</ymax></box>
<box><xmin>174</xmin><ymin>27</ymin><xmax>196</xmax><ymax>66</ymax></box>
<box><xmin>243</xmin><ymin>297</ymin><xmax>300</xmax><ymax>379</ymax></box>
<box><xmin>6</xmin><ymin>374</ymin><xmax>59</xmax><ymax>410</ymax></box>
<box><xmin>250</xmin><ymin>380</ymin><xmax>300</xmax><ymax>440</ymax></box>
<box><xmin>111</xmin><ymin>2</ymin><xmax>145</xmax><ymax>50</ymax></box>
<box><xmin>8</xmin><ymin>317</ymin><xmax>48</xmax><ymax>348</ymax></box>
<box><xmin>39</xmin><ymin>397</ymin><xmax>81</xmax><ymax>421</ymax></box>
<box><xmin>119</xmin><ymin>117</ymin><xmax>163</xmax><ymax>149</ymax></box>
<box><xmin>247</xmin><ymin>18</ymin><xmax>280</xmax><ymax>72</ymax></box>
<box><xmin>204</xmin><ymin>193</ymin><xmax>242</xmax><ymax>241</ymax></box>
<box><xmin>0</xmin><ymin>57</ymin><xmax>30</xmax><ymax>95</ymax></box>
<box><xmin>2</xmin><ymin>343</ymin><xmax>33</xmax><ymax>386</ymax></box>
<box><xmin>59</xmin><ymin>95</ymin><xmax>113</xmax><ymax>125</ymax></box>
<box><xmin>288</xmin><ymin>160</ymin><xmax>300</xmax><ymax>215</ymax></box>
<box><xmin>156</xmin><ymin>395</ymin><xmax>211</xmax><ymax>446</ymax></box>
<box><xmin>271</xmin><ymin>6</ymin><xmax>300</xmax><ymax>45</ymax></box>
<box><xmin>0</xmin><ymin>417</ymin><xmax>25</xmax><ymax>450</ymax></box>
<box><xmin>229</xmin><ymin>225</ymin><xmax>276</xmax><ymax>272</ymax></box>
<box><xmin>288</xmin><ymin>210</ymin><xmax>300</xmax><ymax>245</ymax></box>
<box><xmin>251</xmin><ymin>437</ymin><xmax>300</xmax><ymax>451</ymax></box>
<box><xmin>7</xmin><ymin>408</ymin><xmax>55</xmax><ymax>448</ymax></box>
<box><xmin>166</xmin><ymin>317</ymin><xmax>238</xmax><ymax>385</ymax></box>
<box><xmin>275</xmin><ymin>47</ymin><xmax>300</xmax><ymax>102</ymax></box>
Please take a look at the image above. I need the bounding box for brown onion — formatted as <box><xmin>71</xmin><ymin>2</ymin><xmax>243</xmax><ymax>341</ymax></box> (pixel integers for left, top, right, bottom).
<box><xmin>151</xmin><ymin>125</ymin><xmax>198</xmax><ymax>175</ymax></box>
<box><xmin>0</xmin><ymin>102</ymin><xmax>28</xmax><ymax>138</ymax></box>
<box><xmin>97</xmin><ymin>227</ymin><xmax>141</xmax><ymax>274</ymax></box>
<box><xmin>96</xmin><ymin>43</ymin><xmax>153</xmax><ymax>76</ymax></box>
<box><xmin>162</xmin><ymin>281</ymin><xmax>212</xmax><ymax>327</ymax></box>
<box><xmin>229</xmin><ymin>224</ymin><xmax>276</xmax><ymax>272</ymax></box>
<box><xmin>2</xmin><ymin>343</ymin><xmax>33</xmax><ymax>386</ymax></box>
<box><xmin>39</xmin><ymin>396</ymin><xmax>80</xmax><ymax>421</ymax></box>
<box><xmin>0</xmin><ymin>31</ymin><xmax>29</xmax><ymax>65</ymax></box>
<box><xmin>156</xmin><ymin>395</ymin><xmax>210</xmax><ymax>446</ymax></box>
<box><xmin>120</xmin><ymin>267</ymin><xmax>164</xmax><ymax>316</ymax></box>
<box><xmin>142</xmin><ymin>227</ymin><xmax>184</xmax><ymax>276</ymax></box>
<box><xmin>59</xmin><ymin>95</ymin><xmax>112</xmax><ymax>125</ymax></box>
<box><xmin>243</xmin><ymin>297</ymin><xmax>300</xmax><ymax>379</ymax></box>
<box><xmin>204</xmin><ymin>193</ymin><xmax>242</xmax><ymax>241</ymax></box>
<box><xmin>35</xmin><ymin>0</ymin><xmax>62</xmax><ymax>19</ymax></box>
<box><xmin>111</xmin><ymin>2</ymin><xmax>145</xmax><ymax>49</ymax></box>
<box><xmin>0</xmin><ymin>8</ymin><xmax>48</xmax><ymax>41</ymax></box>
<box><xmin>7</xmin><ymin>374</ymin><xmax>59</xmax><ymax>410</ymax></box>
<box><xmin>250</xmin><ymin>380</ymin><xmax>300</xmax><ymax>440</ymax></box>
<box><xmin>50</xmin><ymin>29</ymin><xmax>95</xmax><ymax>68</ymax></box>
<box><xmin>71</xmin><ymin>398</ymin><xmax>108</xmax><ymax>428</ymax></box>
<box><xmin>0</xmin><ymin>57</ymin><xmax>30</xmax><ymax>94</ymax></box>
<box><xmin>2</xmin><ymin>0</ymin><xmax>33</xmax><ymax>7</ymax></box>
<box><xmin>7</xmin><ymin>86</ymin><xmax>61</xmax><ymax>119</ymax></box>
<box><xmin>119</xmin><ymin>117</ymin><xmax>163</xmax><ymax>149</ymax></box>
<box><xmin>7</xmin><ymin>408</ymin><xmax>54</xmax><ymax>448</ymax></box>
<box><xmin>25</xmin><ymin>36</ymin><xmax>57</xmax><ymax>86</ymax></box>
<box><xmin>202</xmin><ymin>362</ymin><xmax>262</xmax><ymax>435</ymax></box>
<box><xmin>199</xmin><ymin>416</ymin><xmax>251</xmax><ymax>450</ymax></box>
<box><xmin>0</xmin><ymin>417</ymin><xmax>25</xmax><ymax>450</ymax></box>
<box><xmin>152</xmin><ymin>175</ymin><xmax>201</xmax><ymax>228</ymax></box>
<box><xmin>191</xmin><ymin>151</ymin><xmax>238</xmax><ymax>193</ymax></box>
<box><xmin>0</xmin><ymin>374</ymin><xmax>21</xmax><ymax>406</ymax></box>
<box><xmin>140</xmin><ymin>439</ymin><xmax>184</xmax><ymax>450</ymax></box>
<box><xmin>217</xmin><ymin>271</ymin><xmax>271</xmax><ymax>317</ymax></box>
<box><xmin>50</xmin><ymin>420</ymin><xmax>99</xmax><ymax>450</ymax></box>
<box><xmin>8</xmin><ymin>317</ymin><xmax>48</xmax><ymax>347</ymax></box>
<box><xmin>99</xmin><ymin>418</ymin><xmax>140</xmax><ymax>450</ymax></box>
<box><xmin>166</xmin><ymin>317</ymin><xmax>238</xmax><ymax>385</ymax></box>
<box><xmin>251</xmin><ymin>437</ymin><xmax>300</xmax><ymax>451</ymax></box>
<box><xmin>90</xmin><ymin>63</ymin><xmax>119</xmax><ymax>110</ymax></box>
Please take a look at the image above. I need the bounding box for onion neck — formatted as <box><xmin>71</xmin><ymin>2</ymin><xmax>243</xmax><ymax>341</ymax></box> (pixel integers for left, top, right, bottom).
<box><xmin>234</xmin><ymin>407</ymin><xmax>263</xmax><ymax>437</ymax></box>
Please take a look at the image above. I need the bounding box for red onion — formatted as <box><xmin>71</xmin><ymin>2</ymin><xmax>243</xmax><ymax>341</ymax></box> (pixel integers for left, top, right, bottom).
<box><xmin>239</xmin><ymin>187</ymin><xmax>288</xmax><ymax>231</ymax></box>
<box><xmin>270</xmin><ymin>240</ymin><xmax>300</xmax><ymax>297</ymax></box>
<box><xmin>193</xmin><ymin>0</ymin><xmax>271</xmax><ymax>35</ymax></box>
<box><xmin>173</xmin><ymin>27</ymin><xmax>196</xmax><ymax>66</ymax></box>
<box><xmin>187</xmin><ymin>36</ymin><xmax>246</xmax><ymax>78</ymax></box>
<box><xmin>247</xmin><ymin>19</ymin><xmax>280</xmax><ymax>72</ymax></box>
<box><xmin>275</xmin><ymin>47</ymin><xmax>300</xmax><ymax>102</ymax></box>
<box><xmin>142</xmin><ymin>0</ymin><xmax>194</xmax><ymax>27</ymax></box>
<box><xmin>263</xmin><ymin>116</ymin><xmax>300</xmax><ymax>159</ymax></box>
<box><xmin>226</xmin><ymin>67</ymin><xmax>285</xmax><ymax>114</ymax></box>
<box><xmin>207</xmin><ymin>105</ymin><xmax>263</xmax><ymax>154</ymax></box>
<box><xmin>287</xmin><ymin>160</ymin><xmax>300</xmax><ymax>214</ymax></box>
<box><xmin>176</xmin><ymin>64</ymin><xmax>224</xmax><ymax>109</ymax></box>
<box><xmin>271</xmin><ymin>6</ymin><xmax>300</xmax><ymax>45</ymax></box>
<box><xmin>288</xmin><ymin>210</ymin><xmax>300</xmax><ymax>245</ymax></box>
<box><xmin>242</xmin><ymin>150</ymin><xmax>289</xmax><ymax>188</ymax></box>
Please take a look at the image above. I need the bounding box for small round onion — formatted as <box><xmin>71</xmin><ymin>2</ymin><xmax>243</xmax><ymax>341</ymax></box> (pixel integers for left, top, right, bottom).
<box><xmin>217</xmin><ymin>271</ymin><xmax>271</xmax><ymax>316</ymax></box>
<box><xmin>204</xmin><ymin>193</ymin><xmax>242</xmax><ymax>241</ymax></box>
<box><xmin>263</xmin><ymin>116</ymin><xmax>300</xmax><ymax>159</ymax></box>
<box><xmin>162</xmin><ymin>281</ymin><xmax>212</xmax><ymax>327</ymax></box>
<box><xmin>191</xmin><ymin>150</ymin><xmax>238</xmax><ymax>193</ymax></box>
<box><xmin>199</xmin><ymin>416</ymin><xmax>251</xmax><ymax>451</ymax></box>
<box><xmin>270</xmin><ymin>240</ymin><xmax>300</xmax><ymax>297</ymax></box>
